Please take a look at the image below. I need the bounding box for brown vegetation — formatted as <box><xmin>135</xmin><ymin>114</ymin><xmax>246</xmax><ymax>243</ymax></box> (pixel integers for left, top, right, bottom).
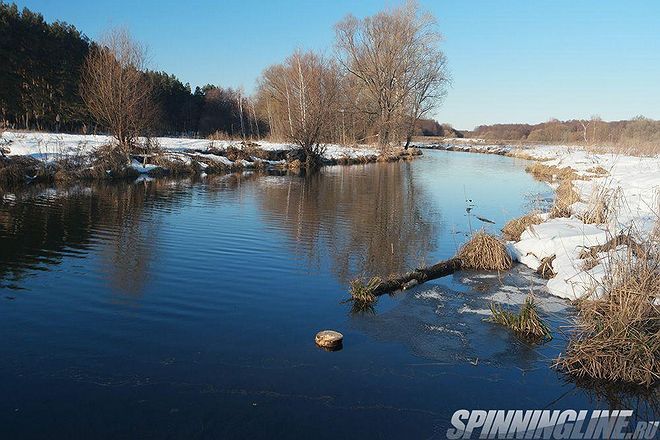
<box><xmin>579</xmin><ymin>186</ymin><xmax>614</xmax><ymax>225</ymax></box>
<box><xmin>468</xmin><ymin>116</ymin><xmax>660</xmax><ymax>156</ymax></box>
<box><xmin>524</xmin><ymin>163</ymin><xmax>578</xmax><ymax>182</ymax></box>
<box><xmin>536</xmin><ymin>255</ymin><xmax>556</xmax><ymax>279</ymax></box>
<box><xmin>254</xmin><ymin>0</ymin><xmax>448</xmax><ymax>154</ymax></box>
<box><xmin>80</xmin><ymin>28</ymin><xmax>158</xmax><ymax>156</ymax></box>
<box><xmin>334</xmin><ymin>0</ymin><xmax>448</xmax><ymax>147</ymax></box>
<box><xmin>257</xmin><ymin>51</ymin><xmax>341</xmax><ymax>168</ymax></box>
<box><xmin>550</xmin><ymin>180</ymin><xmax>581</xmax><ymax>218</ymax></box>
<box><xmin>501</xmin><ymin>212</ymin><xmax>542</xmax><ymax>241</ymax></box>
<box><xmin>458</xmin><ymin>231</ymin><xmax>512</xmax><ymax>271</ymax></box>
<box><xmin>555</xmin><ymin>247</ymin><xmax>660</xmax><ymax>386</ymax></box>
<box><xmin>0</xmin><ymin>155</ymin><xmax>44</xmax><ymax>187</ymax></box>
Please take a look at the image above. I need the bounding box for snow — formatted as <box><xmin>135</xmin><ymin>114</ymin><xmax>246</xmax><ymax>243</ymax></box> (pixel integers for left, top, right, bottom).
<box><xmin>422</xmin><ymin>140</ymin><xmax>660</xmax><ymax>300</ymax></box>
<box><xmin>1</xmin><ymin>131</ymin><xmax>381</xmax><ymax>163</ymax></box>
<box><xmin>322</xmin><ymin>144</ymin><xmax>379</xmax><ymax>160</ymax></box>
<box><xmin>129</xmin><ymin>160</ymin><xmax>160</xmax><ymax>174</ymax></box>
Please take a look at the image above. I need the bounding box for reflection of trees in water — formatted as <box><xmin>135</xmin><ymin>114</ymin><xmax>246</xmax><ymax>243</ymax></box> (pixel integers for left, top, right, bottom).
<box><xmin>0</xmin><ymin>180</ymin><xmax>188</xmax><ymax>297</ymax></box>
<box><xmin>95</xmin><ymin>181</ymin><xmax>163</xmax><ymax>298</ymax></box>
<box><xmin>254</xmin><ymin>161</ymin><xmax>439</xmax><ymax>283</ymax></box>
<box><xmin>2</xmin><ymin>164</ymin><xmax>437</xmax><ymax>295</ymax></box>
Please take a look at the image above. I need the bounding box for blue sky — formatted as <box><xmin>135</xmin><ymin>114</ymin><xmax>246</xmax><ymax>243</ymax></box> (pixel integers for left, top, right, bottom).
<box><xmin>12</xmin><ymin>0</ymin><xmax>660</xmax><ymax>129</ymax></box>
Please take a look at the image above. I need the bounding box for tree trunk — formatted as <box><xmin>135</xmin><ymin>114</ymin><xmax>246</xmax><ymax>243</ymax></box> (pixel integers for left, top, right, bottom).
<box><xmin>370</xmin><ymin>258</ymin><xmax>462</xmax><ymax>296</ymax></box>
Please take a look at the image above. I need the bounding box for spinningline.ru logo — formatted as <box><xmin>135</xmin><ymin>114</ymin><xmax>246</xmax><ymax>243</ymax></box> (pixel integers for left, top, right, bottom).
<box><xmin>446</xmin><ymin>409</ymin><xmax>659</xmax><ymax>439</ymax></box>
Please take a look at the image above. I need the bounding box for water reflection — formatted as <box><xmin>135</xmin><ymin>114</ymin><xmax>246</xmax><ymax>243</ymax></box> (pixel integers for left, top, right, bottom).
<box><xmin>254</xmin><ymin>162</ymin><xmax>438</xmax><ymax>283</ymax></box>
<box><xmin>0</xmin><ymin>181</ymin><xmax>182</xmax><ymax>295</ymax></box>
<box><xmin>0</xmin><ymin>166</ymin><xmax>435</xmax><ymax>295</ymax></box>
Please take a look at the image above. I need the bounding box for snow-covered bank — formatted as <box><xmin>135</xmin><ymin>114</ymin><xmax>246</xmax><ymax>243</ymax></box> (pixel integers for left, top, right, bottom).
<box><xmin>1</xmin><ymin>131</ymin><xmax>424</xmax><ymax>184</ymax></box>
<box><xmin>0</xmin><ymin>131</ymin><xmax>383</xmax><ymax>163</ymax></box>
<box><xmin>420</xmin><ymin>140</ymin><xmax>660</xmax><ymax>300</ymax></box>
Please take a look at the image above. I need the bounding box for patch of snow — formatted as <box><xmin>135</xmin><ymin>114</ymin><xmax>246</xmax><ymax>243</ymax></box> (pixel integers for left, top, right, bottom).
<box><xmin>129</xmin><ymin>160</ymin><xmax>160</xmax><ymax>174</ymax></box>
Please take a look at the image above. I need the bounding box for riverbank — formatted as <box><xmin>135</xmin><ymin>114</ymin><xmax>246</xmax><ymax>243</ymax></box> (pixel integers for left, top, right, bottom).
<box><xmin>418</xmin><ymin>139</ymin><xmax>660</xmax><ymax>300</ymax></box>
<box><xmin>0</xmin><ymin>131</ymin><xmax>421</xmax><ymax>187</ymax></box>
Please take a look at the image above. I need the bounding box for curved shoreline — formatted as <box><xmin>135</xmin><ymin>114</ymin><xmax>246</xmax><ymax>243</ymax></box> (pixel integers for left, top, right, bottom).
<box><xmin>418</xmin><ymin>140</ymin><xmax>659</xmax><ymax>300</ymax></box>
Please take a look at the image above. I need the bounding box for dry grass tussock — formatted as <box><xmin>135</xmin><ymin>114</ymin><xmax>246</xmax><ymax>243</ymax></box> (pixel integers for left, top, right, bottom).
<box><xmin>536</xmin><ymin>255</ymin><xmax>556</xmax><ymax>279</ymax></box>
<box><xmin>525</xmin><ymin>162</ymin><xmax>579</xmax><ymax>182</ymax></box>
<box><xmin>349</xmin><ymin>276</ymin><xmax>381</xmax><ymax>306</ymax></box>
<box><xmin>489</xmin><ymin>294</ymin><xmax>552</xmax><ymax>342</ymax></box>
<box><xmin>458</xmin><ymin>231</ymin><xmax>512</xmax><ymax>271</ymax></box>
<box><xmin>550</xmin><ymin>180</ymin><xmax>581</xmax><ymax>218</ymax></box>
<box><xmin>555</xmin><ymin>247</ymin><xmax>660</xmax><ymax>386</ymax></box>
<box><xmin>501</xmin><ymin>212</ymin><xmax>542</xmax><ymax>241</ymax></box>
<box><xmin>586</xmin><ymin>166</ymin><xmax>609</xmax><ymax>175</ymax></box>
<box><xmin>377</xmin><ymin>147</ymin><xmax>422</xmax><ymax>162</ymax></box>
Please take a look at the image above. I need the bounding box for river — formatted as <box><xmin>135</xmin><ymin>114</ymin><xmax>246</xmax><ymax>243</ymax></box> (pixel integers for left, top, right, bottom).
<box><xmin>0</xmin><ymin>150</ymin><xmax>654</xmax><ymax>438</ymax></box>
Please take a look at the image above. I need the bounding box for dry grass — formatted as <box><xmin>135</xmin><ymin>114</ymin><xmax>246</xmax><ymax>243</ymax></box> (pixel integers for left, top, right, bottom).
<box><xmin>349</xmin><ymin>276</ymin><xmax>381</xmax><ymax>306</ymax></box>
<box><xmin>536</xmin><ymin>255</ymin><xmax>556</xmax><ymax>279</ymax></box>
<box><xmin>489</xmin><ymin>294</ymin><xmax>552</xmax><ymax>342</ymax></box>
<box><xmin>555</xmin><ymin>247</ymin><xmax>660</xmax><ymax>386</ymax></box>
<box><xmin>550</xmin><ymin>180</ymin><xmax>581</xmax><ymax>218</ymax></box>
<box><xmin>581</xmin><ymin>256</ymin><xmax>600</xmax><ymax>271</ymax></box>
<box><xmin>580</xmin><ymin>186</ymin><xmax>617</xmax><ymax>225</ymax></box>
<box><xmin>586</xmin><ymin>166</ymin><xmax>609</xmax><ymax>175</ymax></box>
<box><xmin>458</xmin><ymin>231</ymin><xmax>512</xmax><ymax>271</ymax></box>
<box><xmin>501</xmin><ymin>212</ymin><xmax>542</xmax><ymax>241</ymax></box>
<box><xmin>525</xmin><ymin>163</ymin><xmax>578</xmax><ymax>182</ymax></box>
<box><xmin>0</xmin><ymin>156</ymin><xmax>44</xmax><ymax>187</ymax></box>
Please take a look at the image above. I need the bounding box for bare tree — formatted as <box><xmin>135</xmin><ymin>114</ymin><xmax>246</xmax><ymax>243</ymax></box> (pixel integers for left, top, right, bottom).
<box><xmin>80</xmin><ymin>28</ymin><xmax>157</xmax><ymax>156</ymax></box>
<box><xmin>257</xmin><ymin>50</ymin><xmax>341</xmax><ymax>168</ymax></box>
<box><xmin>335</xmin><ymin>0</ymin><xmax>448</xmax><ymax>148</ymax></box>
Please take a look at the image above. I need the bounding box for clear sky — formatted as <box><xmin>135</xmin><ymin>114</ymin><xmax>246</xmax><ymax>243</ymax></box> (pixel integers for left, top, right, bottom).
<box><xmin>11</xmin><ymin>0</ymin><xmax>660</xmax><ymax>129</ymax></box>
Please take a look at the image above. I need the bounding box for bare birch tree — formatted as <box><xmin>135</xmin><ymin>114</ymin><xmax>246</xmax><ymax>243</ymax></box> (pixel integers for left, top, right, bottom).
<box><xmin>257</xmin><ymin>50</ymin><xmax>340</xmax><ymax>168</ymax></box>
<box><xmin>335</xmin><ymin>0</ymin><xmax>448</xmax><ymax>147</ymax></box>
<box><xmin>80</xmin><ymin>28</ymin><xmax>157</xmax><ymax>156</ymax></box>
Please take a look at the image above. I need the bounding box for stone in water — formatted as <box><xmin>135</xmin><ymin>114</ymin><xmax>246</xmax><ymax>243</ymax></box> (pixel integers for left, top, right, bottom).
<box><xmin>315</xmin><ymin>330</ymin><xmax>343</xmax><ymax>350</ymax></box>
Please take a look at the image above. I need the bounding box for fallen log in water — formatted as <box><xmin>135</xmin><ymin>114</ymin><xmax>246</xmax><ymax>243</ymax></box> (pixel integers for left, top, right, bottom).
<box><xmin>349</xmin><ymin>232</ymin><xmax>512</xmax><ymax>304</ymax></box>
<box><xmin>361</xmin><ymin>257</ymin><xmax>463</xmax><ymax>298</ymax></box>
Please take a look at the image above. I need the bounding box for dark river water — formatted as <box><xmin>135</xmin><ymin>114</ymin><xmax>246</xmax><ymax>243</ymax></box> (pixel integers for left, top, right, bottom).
<box><xmin>0</xmin><ymin>150</ymin><xmax>656</xmax><ymax>439</ymax></box>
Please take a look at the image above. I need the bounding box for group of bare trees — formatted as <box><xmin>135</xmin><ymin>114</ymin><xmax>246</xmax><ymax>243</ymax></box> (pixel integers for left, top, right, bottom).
<box><xmin>79</xmin><ymin>1</ymin><xmax>448</xmax><ymax>165</ymax></box>
<box><xmin>258</xmin><ymin>51</ymin><xmax>341</xmax><ymax>167</ymax></box>
<box><xmin>256</xmin><ymin>0</ymin><xmax>449</xmax><ymax>160</ymax></box>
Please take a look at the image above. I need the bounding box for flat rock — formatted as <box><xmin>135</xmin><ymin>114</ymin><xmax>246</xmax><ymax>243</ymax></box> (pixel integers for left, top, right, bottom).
<box><xmin>315</xmin><ymin>330</ymin><xmax>343</xmax><ymax>349</ymax></box>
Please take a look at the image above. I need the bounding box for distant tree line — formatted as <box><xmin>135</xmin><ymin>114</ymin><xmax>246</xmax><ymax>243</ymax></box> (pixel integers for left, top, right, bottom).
<box><xmin>415</xmin><ymin>119</ymin><xmax>462</xmax><ymax>138</ymax></box>
<box><xmin>469</xmin><ymin>116</ymin><xmax>660</xmax><ymax>151</ymax></box>
<box><xmin>0</xmin><ymin>2</ymin><xmax>264</xmax><ymax>138</ymax></box>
